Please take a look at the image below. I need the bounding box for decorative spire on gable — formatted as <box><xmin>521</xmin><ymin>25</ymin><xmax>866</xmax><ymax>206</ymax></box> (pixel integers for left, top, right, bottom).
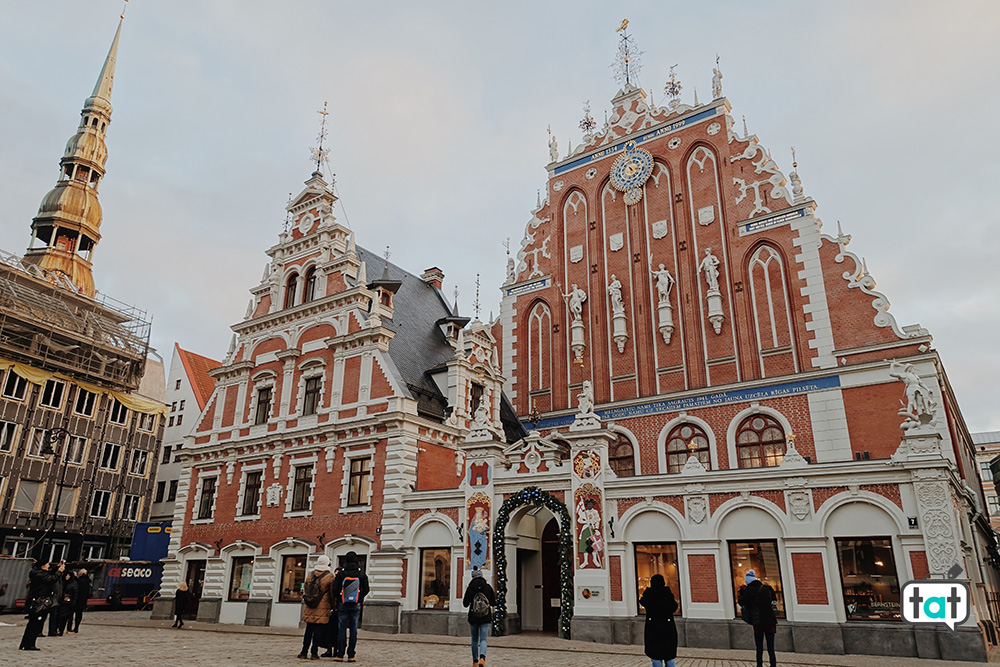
<box><xmin>612</xmin><ymin>19</ymin><xmax>642</xmax><ymax>88</ymax></box>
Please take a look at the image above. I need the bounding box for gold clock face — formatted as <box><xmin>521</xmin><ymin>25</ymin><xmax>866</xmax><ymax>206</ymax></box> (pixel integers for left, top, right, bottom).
<box><xmin>610</xmin><ymin>144</ymin><xmax>653</xmax><ymax>192</ymax></box>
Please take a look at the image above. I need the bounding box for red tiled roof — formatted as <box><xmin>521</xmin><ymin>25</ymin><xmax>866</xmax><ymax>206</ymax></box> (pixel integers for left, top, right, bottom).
<box><xmin>176</xmin><ymin>342</ymin><xmax>221</xmax><ymax>411</ymax></box>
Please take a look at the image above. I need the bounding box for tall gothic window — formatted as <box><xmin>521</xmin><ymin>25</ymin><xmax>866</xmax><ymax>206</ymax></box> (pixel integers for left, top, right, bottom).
<box><xmin>284</xmin><ymin>273</ymin><xmax>299</xmax><ymax>309</ymax></box>
<box><xmin>665</xmin><ymin>423</ymin><xmax>711</xmax><ymax>473</ymax></box>
<box><xmin>736</xmin><ymin>414</ymin><xmax>786</xmax><ymax>468</ymax></box>
<box><xmin>609</xmin><ymin>433</ymin><xmax>635</xmax><ymax>477</ymax></box>
<box><xmin>303</xmin><ymin>267</ymin><xmax>317</xmax><ymax>303</ymax></box>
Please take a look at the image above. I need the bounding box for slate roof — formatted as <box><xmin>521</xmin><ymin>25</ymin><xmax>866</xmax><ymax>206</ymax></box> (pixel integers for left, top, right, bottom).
<box><xmin>972</xmin><ymin>431</ymin><xmax>1000</xmax><ymax>446</ymax></box>
<box><xmin>176</xmin><ymin>343</ymin><xmax>221</xmax><ymax>411</ymax></box>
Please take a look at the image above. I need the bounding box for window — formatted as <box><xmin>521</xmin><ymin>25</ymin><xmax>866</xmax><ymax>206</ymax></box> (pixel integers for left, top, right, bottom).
<box><xmin>176</xmin><ymin>414</ymin><xmax>183</xmax><ymax>426</ymax></box>
<box><xmin>13</xmin><ymin>480</ymin><xmax>41</xmax><ymax>512</ymax></box>
<box><xmin>729</xmin><ymin>540</ymin><xmax>785</xmax><ymax>618</ymax></box>
<box><xmin>302</xmin><ymin>377</ymin><xmax>321</xmax><ymax>416</ymax></box>
<box><xmin>171</xmin><ymin>401</ymin><xmax>177</xmax><ymax>412</ymax></box>
<box><xmin>168</xmin><ymin>416</ymin><xmax>175</xmax><ymax>427</ymax></box>
<box><xmin>180</xmin><ymin>399</ymin><xmax>186</xmax><ymax>410</ymax></box>
<box><xmin>81</xmin><ymin>543</ymin><xmax>105</xmax><ymax>560</ymax></box>
<box><xmin>241</xmin><ymin>470</ymin><xmax>263</xmax><ymax>516</ymax></box>
<box><xmin>254</xmin><ymin>387</ymin><xmax>272</xmax><ymax>425</ymax></box>
<box><xmin>989</xmin><ymin>496</ymin><xmax>1000</xmax><ymax>515</ymax></box>
<box><xmin>175</xmin><ymin>379</ymin><xmax>182</xmax><ymax>390</ymax></box>
<box><xmin>109</xmin><ymin>399</ymin><xmax>129</xmax><ymax>425</ymax></box>
<box><xmin>348</xmin><ymin>457</ymin><xmax>371</xmax><ymax>506</ymax></box>
<box><xmin>0</xmin><ymin>421</ymin><xmax>17</xmax><ymax>453</ymax></box>
<box><xmin>291</xmin><ymin>465</ymin><xmax>312</xmax><ymax>512</ymax></box>
<box><xmin>982</xmin><ymin>461</ymin><xmax>992</xmax><ymax>473</ymax></box>
<box><xmin>27</xmin><ymin>429</ymin><xmax>49</xmax><ymax>458</ymax></box>
<box><xmin>609</xmin><ymin>433</ymin><xmax>635</xmax><ymax>477</ymax></box>
<box><xmin>65</xmin><ymin>436</ymin><xmax>86</xmax><ymax>464</ymax></box>
<box><xmin>2</xmin><ymin>371</ymin><xmax>27</xmax><ymax>400</ymax></box>
<box><xmin>40</xmin><ymin>379</ymin><xmax>65</xmax><ymax>409</ymax></box>
<box><xmin>836</xmin><ymin>538</ymin><xmax>901</xmax><ymax>621</ymax></box>
<box><xmin>736</xmin><ymin>414</ymin><xmax>786</xmax><ymax>469</ymax></box>
<box><xmin>665</xmin><ymin>422</ymin><xmax>711</xmax><ymax>473</ymax></box>
<box><xmin>74</xmin><ymin>388</ymin><xmax>97</xmax><ymax>417</ymax></box>
<box><xmin>167</xmin><ymin>480</ymin><xmax>178</xmax><ymax>502</ymax></box>
<box><xmin>99</xmin><ymin>442</ymin><xmax>122</xmax><ymax>471</ymax></box>
<box><xmin>154</xmin><ymin>481</ymin><xmax>166</xmax><ymax>504</ymax></box>
<box><xmin>419</xmin><ymin>548</ymin><xmax>451</xmax><ymax>610</ymax></box>
<box><xmin>635</xmin><ymin>543</ymin><xmax>681</xmax><ymax>615</ymax></box>
<box><xmin>303</xmin><ymin>268</ymin><xmax>317</xmax><ymax>303</ymax></box>
<box><xmin>90</xmin><ymin>489</ymin><xmax>112</xmax><ymax>518</ymax></box>
<box><xmin>229</xmin><ymin>556</ymin><xmax>254</xmax><ymax>601</ymax></box>
<box><xmin>129</xmin><ymin>450</ymin><xmax>149</xmax><ymax>477</ymax></box>
<box><xmin>279</xmin><ymin>554</ymin><xmax>307</xmax><ymax>602</ymax></box>
<box><xmin>197</xmin><ymin>476</ymin><xmax>217</xmax><ymax>520</ymax></box>
<box><xmin>55</xmin><ymin>486</ymin><xmax>76</xmax><ymax>516</ymax></box>
<box><xmin>121</xmin><ymin>494</ymin><xmax>140</xmax><ymax>521</ymax></box>
<box><xmin>469</xmin><ymin>383</ymin><xmax>484</xmax><ymax>416</ymax></box>
<box><xmin>138</xmin><ymin>412</ymin><xmax>156</xmax><ymax>431</ymax></box>
<box><xmin>162</xmin><ymin>445</ymin><xmax>172</xmax><ymax>465</ymax></box>
<box><xmin>2</xmin><ymin>538</ymin><xmax>32</xmax><ymax>558</ymax></box>
<box><xmin>284</xmin><ymin>273</ymin><xmax>299</xmax><ymax>309</ymax></box>
<box><xmin>45</xmin><ymin>542</ymin><xmax>68</xmax><ymax>563</ymax></box>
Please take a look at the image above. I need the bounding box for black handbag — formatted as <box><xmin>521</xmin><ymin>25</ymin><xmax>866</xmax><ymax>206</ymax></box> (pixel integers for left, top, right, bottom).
<box><xmin>30</xmin><ymin>595</ymin><xmax>55</xmax><ymax>615</ymax></box>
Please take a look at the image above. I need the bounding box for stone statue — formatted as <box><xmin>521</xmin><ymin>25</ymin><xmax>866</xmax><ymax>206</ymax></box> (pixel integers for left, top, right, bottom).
<box><xmin>712</xmin><ymin>67</ymin><xmax>723</xmax><ymax>99</ymax></box>
<box><xmin>888</xmin><ymin>359</ymin><xmax>935</xmax><ymax>420</ymax></box>
<box><xmin>506</xmin><ymin>254</ymin><xmax>516</xmax><ymax>283</ymax></box>
<box><xmin>549</xmin><ymin>133</ymin><xmax>559</xmax><ymax>163</ymax></box>
<box><xmin>473</xmin><ymin>399</ymin><xmax>489</xmax><ymax>427</ymax></box>
<box><xmin>790</xmin><ymin>170</ymin><xmax>804</xmax><ymax>201</ymax></box>
<box><xmin>651</xmin><ymin>264</ymin><xmax>675</xmax><ymax>303</ymax></box>
<box><xmin>564</xmin><ymin>284</ymin><xmax>587</xmax><ymax>322</ymax></box>
<box><xmin>698</xmin><ymin>248</ymin><xmax>721</xmax><ymax>291</ymax></box>
<box><xmin>607</xmin><ymin>275</ymin><xmax>624</xmax><ymax>314</ymax></box>
<box><xmin>577</xmin><ymin>380</ymin><xmax>595</xmax><ymax>415</ymax></box>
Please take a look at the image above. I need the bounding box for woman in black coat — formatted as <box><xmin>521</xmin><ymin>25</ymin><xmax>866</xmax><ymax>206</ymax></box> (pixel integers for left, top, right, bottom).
<box><xmin>639</xmin><ymin>574</ymin><xmax>678</xmax><ymax>667</ymax></box>
<box><xmin>56</xmin><ymin>572</ymin><xmax>77</xmax><ymax>635</ymax></box>
<box><xmin>19</xmin><ymin>561</ymin><xmax>63</xmax><ymax>651</ymax></box>
<box><xmin>172</xmin><ymin>582</ymin><xmax>190</xmax><ymax>628</ymax></box>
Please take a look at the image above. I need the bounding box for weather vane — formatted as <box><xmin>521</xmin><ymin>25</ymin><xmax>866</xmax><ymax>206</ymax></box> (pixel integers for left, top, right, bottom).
<box><xmin>664</xmin><ymin>65</ymin><xmax>683</xmax><ymax>110</ymax></box>
<box><xmin>791</xmin><ymin>146</ymin><xmax>797</xmax><ymax>169</ymax></box>
<box><xmin>579</xmin><ymin>101</ymin><xmax>597</xmax><ymax>140</ymax></box>
<box><xmin>120</xmin><ymin>0</ymin><xmax>130</xmax><ymax>20</ymax></box>
<box><xmin>612</xmin><ymin>19</ymin><xmax>643</xmax><ymax>87</ymax></box>
<box><xmin>473</xmin><ymin>274</ymin><xmax>482</xmax><ymax>320</ymax></box>
<box><xmin>283</xmin><ymin>192</ymin><xmax>293</xmax><ymax>232</ymax></box>
<box><xmin>310</xmin><ymin>101</ymin><xmax>330</xmax><ymax>175</ymax></box>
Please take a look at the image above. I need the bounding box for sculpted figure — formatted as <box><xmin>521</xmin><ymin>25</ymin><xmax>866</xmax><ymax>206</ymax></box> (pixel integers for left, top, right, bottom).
<box><xmin>564</xmin><ymin>284</ymin><xmax>587</xmax><ymax>322</ymax></box>
<box><xmin>651</xmin><ymin>264</ymin><xmax>675</xmax><ymax>303</ymax></box>
<box><xmin>698</xmin><ymin>248</ymin><xmax>721</xmax><ymax>291</ymax></box>
<box><xmin>607</xmin><ymin>275</ymin><xmax>624</xmax><ymax>315</ymax></box>
<box><xmin>549</xmin><ymin>133</ymin><xmax>559</xmax><ymax>163</ymax></box>
<box><xmin>577</xmin><ymin>380</ymin><xmax>595</xmax><ymax>415</ymax></box>
<box><xmin>889</xmin><ymin>359</ymin><xmax>934</xmax><ymax>418</ymax></box>
<box><xmin>712</xmin><ymin>67</ymin><xmax>723</xmax><ymax>99</ymax></box>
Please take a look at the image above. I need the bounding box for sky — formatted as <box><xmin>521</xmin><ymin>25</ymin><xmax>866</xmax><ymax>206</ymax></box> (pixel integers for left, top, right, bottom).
<box><xmin>0</xmin><ymin>1</ymin><xmax>998</xmax><ymax>430</ymax></box>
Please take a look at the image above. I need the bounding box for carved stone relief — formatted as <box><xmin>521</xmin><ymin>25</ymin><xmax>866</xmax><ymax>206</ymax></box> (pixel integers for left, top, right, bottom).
<box><xmin>652</xmin><ymin>220</ymin><xmax>669</xmax><ymax>239</ymax></box>
<box><xmin>686</xmin><ymin>496</ymin><xmax>708</xmax><ymax>524</ymax></box>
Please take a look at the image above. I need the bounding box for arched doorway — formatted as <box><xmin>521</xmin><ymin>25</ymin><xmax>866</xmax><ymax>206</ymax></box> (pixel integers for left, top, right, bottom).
<box><xmin>493</xmin><ymin>487</ymin><xmax>574</xmax><ymax>638</ymax></box>
<box><xmin>514</xmin><ymin>510</ymin><xmax>561</xmax><ymax>633</ymax></box>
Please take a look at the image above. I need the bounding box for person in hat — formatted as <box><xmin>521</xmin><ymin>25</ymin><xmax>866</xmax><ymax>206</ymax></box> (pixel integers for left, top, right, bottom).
<box><xmin>300</xmin><ymin>555</ymin><xmax>335</xmax><ymax>660</ymax></box>
<box><xmin>738</xmin><ymin>569</ymin><xmax>778</xmax><ymax>667</ymax></box>
<box><xmin>462</xmin><ymin>566</ymin><xmax>496</xmax><ymax>667</ymax></box>
<box><xmin>331</xmin><ymin>551</ymin><xmax>369</xmax><ymax>662</ymax></box>
<box><xmin>19</xmin><ymin>560</ymin><xmax>62</xmax><ymax>651</ymax></box>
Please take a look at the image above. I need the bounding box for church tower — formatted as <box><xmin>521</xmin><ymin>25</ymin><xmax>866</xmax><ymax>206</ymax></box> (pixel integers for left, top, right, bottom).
<box><xmin>21</xmin><ymin>19</ymin><xmax>124</xmax><ymax>296</ymax></box>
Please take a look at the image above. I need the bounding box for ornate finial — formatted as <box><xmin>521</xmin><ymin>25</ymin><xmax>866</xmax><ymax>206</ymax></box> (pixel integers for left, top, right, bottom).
<box><xmin>791</xmin><ymin>146</ymin><xmax>797</xmax><ymax>169</ymax></box>
<box><xmin>503</xmin><ymin>237</ymin><xmax>511</xmax><ymax>256</ymax></box>
<box><xmin>612</xmin><ymin>19</ymin><xmax>642</xmax><ymax>87</ymax></box>
<box><xmin>693</xmin><ymin>86</ymin><xmax>699</xmax><ymax>106</ymax></box>
<box><xmin>604</xmin><ymin>108</ymin><xmax>609</xmax><ymax>128</ymax></box>
<box><xmin>283</xmin><ymin>192</ymin><xmax>293</xmax><ymax>232</ymax></box>
<box><xmin>835</xmin><ymin>221</ymin><xmax>852</xmax><ymax>250</ymax></box>
<box><xmin>742</xmin><ymin>114</ymin><xmax>749</xmax><ymax>136</ymax></box>
<box><xmin>453</xmin><ymin>285</ymin><xmax>460</xmax><ymax>313</ymax></box>
<box><xmin>528</xmin><ymin>400</ymin><xmax>541</xmax><ymax>430</ymax></box>
<box><xmin>310</xmin><ymin>101</ymin><xmax>330</xmax><ymax>175</ymax></box>
<box><xmin>579</xmin><ymin>101</ymin><xmax>597</xmax><ymax>140</ymax></box>
<box><xmin>789</xmin><ymin>146</ymin><xmax>804</xmax><ymax>202</ymax></box>
<box><xmin>664</xmin><ymin>65</ymin><xmax>682</xmax><ymax>110</ymax></box>
<box><xmin>473</xmin><ymin>273</ymin><xmax>481</xmax><ymax>320</ymax></box>
<box><xmin>120</xmin><ymin>0</ymin><xmax>130</xmax><ymax>20</ymax></box>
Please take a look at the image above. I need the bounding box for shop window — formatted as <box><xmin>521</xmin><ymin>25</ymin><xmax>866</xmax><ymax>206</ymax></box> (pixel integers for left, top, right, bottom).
<box><xmin>241</xmin><ymin>471</ymin><xmax>263</xmax><ymax>516</ymax></box>
<box><xmin>347</xmin><ymin>456</ymin><xmax>371</xmax><ymax>506</ymax></box>
<box><xmin>74</xmin><ymin>389</ymin><xmax>96</xmax><ymax>417</ymax></box>
<box><xmin>665</xmin><ymin>422</ymin><xmax>711</xmax><ymax>473</ymax></box>
<box><xmin>634</xmin><ymin>543</ymin><xmax>681</xmax><ymax>615</ymax></box>
<box><xmin>609</xmin><ymin>433</ymin><xmax>636</xmax><ymax>477</ymax></box>
<box><xmin>40</xmin><ymin>379</ymin><xmax>65</xmax><ymax>409</ymax></box>
<box><xmin>229</xmin><ymin>556</ymin><xmax>254</xmax><ymax>602</ymax></box>
<box><xmin>279</xmin><ymin>554</ymin><xmax>307</xmax><ymax>602</ymax></box>
<box><xmin>735</xmin><ymin>414</ymin><xmax>786</xmax><ymax>469</ymax></box>
<box><xmin>0</xmin><ymin>421</ymin><xmax>17</xmax><ymax>453</ymax></box>
<box><xmin>2</xmin><ymin>372</ymin><xmax>27</xmax><ymax>400</ymax></box>
<box><xmin>419</xmin><ymin>548</ymin><xmax>451</xmax><ymax>610</ymax></box>
<box><xmin>836</xmin><ymin>538</ymin><xmax>901</xmax><ymax>621</ymax></box>
<box><xmin>254</xmin><ymin>387</ymin><xmax>272</xmax><ymax>425</ymax></box>
<box><xmin>729</xmin><ymin>540</ymin><xmax>785</xmax><ymax>618</ymax></box>
<box><xmin>302</xmin><ymin>376</ymin><xmax>321</xmax><ymax>416</ymax></box>
<box><xmin>197</xmin><ymin>477</ymin><xmax>217</xmax><ymax>520</ymax></box>
<box><xmin>291</xmin><ymin>465</ymin><xmax>312</xmax><ymax>512</ymax></box>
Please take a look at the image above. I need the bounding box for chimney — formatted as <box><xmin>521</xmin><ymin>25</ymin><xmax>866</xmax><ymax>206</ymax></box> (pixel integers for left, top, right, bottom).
<box><xmin>421</xmin><ymin>267</ymin><xmax>445</xmax><ymax>291</ymax></box>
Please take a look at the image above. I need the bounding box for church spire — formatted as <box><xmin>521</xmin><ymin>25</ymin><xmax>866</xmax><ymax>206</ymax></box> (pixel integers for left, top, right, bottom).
<box><xmin>22</xmin><ymin>16</ymin><xmax>126</xmax><ymax>296</ymax></box>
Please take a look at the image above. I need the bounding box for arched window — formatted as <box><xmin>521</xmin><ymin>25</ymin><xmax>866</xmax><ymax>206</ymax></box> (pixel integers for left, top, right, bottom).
<box><xmin>303</xmin><ymin>267</ymin><xmax>317</xmax><ymax>304</ymax></box>
<box><xmin>527</xmin><ymin>302</ymin><xmax>551</xmax><ymax>393</ymax></box>
<box><xmin>284</xmin><ymin>273</ymin><xmax>299</xmax><ymax>309</ymax></box>
<box><xmin>665</xmin><ymin>423</ymin><xmax>711</xmax><ymax>473</ymax></box>
<box><xmin>609</xmin><ymin>433</ymin><xmax>635</xmax><ymax>477</ymax></box>
<box><xmin>736</xmin><ymin>414</ymin><xmax>786</xmax><ymax>468</ymax></box>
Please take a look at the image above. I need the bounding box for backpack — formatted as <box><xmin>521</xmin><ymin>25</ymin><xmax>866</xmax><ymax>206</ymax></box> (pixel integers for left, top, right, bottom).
<box><xmin>302</xmin><ymin>573</ymin><xmax>324</xmax><ymax>608</ymax></box>
<box><xmin>470</xmin><ymin>590</ymin><xmax>492</xmax><ymax>620</ymax></box>
<box><xmin>341</xmin><ymin>576</ymin><xmax>361</xmax><ymax>604</ymax></box>
<box><xmin>738</xmin><ymin>585</ymin><xmax>755</xmax><ymax>625</ymax></box>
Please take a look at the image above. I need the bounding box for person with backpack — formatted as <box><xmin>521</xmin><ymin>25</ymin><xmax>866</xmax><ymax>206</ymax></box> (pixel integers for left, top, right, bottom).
<box><xmin>331</xmin><ymin>551</ymin><xmax>369</xmax><ymax>662</ymax></box>
<box><xmin>738</xmin><ymin>569</ymin><xmax>778</xmax><ymax>667</ymax></box>
<box><xmin>462</xmin><ymin>566</ymin><xmax>496</xmax><ymax>667</ymax></box>
<box><xmin>639</xmin><ymin>574</ymin><xmax>678</xmax><ymax>667</ymax></box>
<box><xmin>299</xmin><ymin>554</ymin><xmax>335</xmax><ymax>660</ymax></box>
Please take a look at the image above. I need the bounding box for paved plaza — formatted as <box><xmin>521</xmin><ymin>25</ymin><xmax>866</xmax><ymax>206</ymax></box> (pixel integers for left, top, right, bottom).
<box><xmin>0</xmin><ymin>612</ymin><xmax>991</xmax><ymax>666</ymax></box>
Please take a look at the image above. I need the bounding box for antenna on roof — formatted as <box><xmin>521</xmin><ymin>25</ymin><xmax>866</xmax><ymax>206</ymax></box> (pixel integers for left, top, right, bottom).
<box><xmin>310</xmin><ymin>101</ymin><xmax>330</xmax><ymax>176</ymax></box>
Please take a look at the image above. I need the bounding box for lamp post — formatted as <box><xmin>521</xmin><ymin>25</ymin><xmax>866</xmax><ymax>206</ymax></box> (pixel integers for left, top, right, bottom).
<box><xmin>39</xmin><ymin>427</ymin><xmax>71</xmax><ymax>563</ymax></box>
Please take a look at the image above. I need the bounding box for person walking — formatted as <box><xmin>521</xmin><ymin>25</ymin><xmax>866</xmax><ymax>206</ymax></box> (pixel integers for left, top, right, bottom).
<box><xmin>299</xmin><ymin>554</ymin><xmax>335</xmax><ymax>660</ymax></box>
<box><xmin>19</xmin><ymin>560</ymin><xmax>62</xmax><ymax>651</ymax></box>
<box><xmin>639</xmin><ymin>574</ymin><xmax>678</xmax><ymax>667</ymax></box>
<box><xmin>172</xmin><ymin>581</ymin><xmax>191</xmax><ymax>628</ymax></box>
<box><xmin>738</xmin><ymin>569</ymin><xmax>778</xmax><ymax>667</ymax></box>
<box><xmin>462</xmin><ymin>566</ymin><xmax>496</xmax><ymax>667</ymax></box>
<box><xmin>70</xmin><ymin>568</ymin><xmax>91</xmax><ymax>633</ymax></box>
<box><xmin>331</xmin><ymin>551</ymin><xmax>369</xmax><ymax>662</ymax></box>
<box><xmin>56</xmin><ymin>571</ymin><xmax>77</xmax><ymax>635</ymax></box>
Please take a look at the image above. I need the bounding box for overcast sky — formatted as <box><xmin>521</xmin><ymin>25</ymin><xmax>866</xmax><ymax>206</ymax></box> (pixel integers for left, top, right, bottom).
<box><xmin>1</xmin><ymin>1</ymin><xmax>998</xmax><ymax>431</ymax></box>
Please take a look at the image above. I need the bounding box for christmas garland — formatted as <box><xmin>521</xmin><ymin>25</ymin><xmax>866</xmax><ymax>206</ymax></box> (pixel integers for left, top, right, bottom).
<box><xmin>492</xmin><ymin>486</ymin><xmax>574</xmax><ymax>638</ymax></box>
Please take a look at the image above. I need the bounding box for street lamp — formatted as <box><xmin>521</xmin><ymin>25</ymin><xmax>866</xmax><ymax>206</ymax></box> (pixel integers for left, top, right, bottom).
<box><xmin>39</xmin><ymin>427</ymin><xmax>70</xmax><ymax>563</ymax></box>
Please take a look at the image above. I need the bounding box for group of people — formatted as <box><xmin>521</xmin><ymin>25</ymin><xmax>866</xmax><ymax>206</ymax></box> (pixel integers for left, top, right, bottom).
<box><xmin>640</xmin><ymin>568</ymin><xmax>778</xmax><ymax>667</ymax></box>
<box><xmin>19</xmin><ymin>560</ymin><xmax>93</xmax><ymax>651</ymax></box>
<box><xmin>298</xmin><ymin>551</ymin><xmax>370</xmax><ymax>661</ymax></box>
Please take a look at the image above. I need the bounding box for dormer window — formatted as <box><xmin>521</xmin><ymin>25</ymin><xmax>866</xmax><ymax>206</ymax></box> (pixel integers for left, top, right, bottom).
<box><xmin>284</xmin><ymin>273</ymin><xmax>299</xmax><ymax>309</ymax></box>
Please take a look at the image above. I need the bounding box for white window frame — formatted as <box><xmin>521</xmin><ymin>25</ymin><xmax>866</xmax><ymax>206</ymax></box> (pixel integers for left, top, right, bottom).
<box><xmin>90</xmin><ymin>489</ymin><xmax>112</xmax><ymax>518</ymax></box>
<box><xmin>296</xmin><ymin>360</ymin><xmax>327</xmax><ymax>418</ymax></box>
<box><xmin>65</xmin><ymin>435</ymin><xmax>87</xmax><ymax>465</ymax></box>
<box><xmin>192</xmin><ymin>471</ymin><xmax>220</xmax><ymax>524</ymax></box>
<box><xmin>109</xmin><ymin>398</ymin><xmax>129</xmax><ymax>425</ymax></box>
<box><xmin>74</xmin><ymin>388</ymin><xmax>97</xmax><ymax>417</ymax></box>
<box><xmin>236</xmin><ymin>463</ymin><xmax>266</xmax><ymax>520</ymax></box>
<box><xmin>339</xmin><ymin>446</ymin><xmax>375</xmax><ymax>513</ymax></box>
<box><xmin>284</xmin><ymin>456</ymin><xmax>317</xmax><ymax>518</ymax></box>
<box><xmin>39</xmin><ymin>379</ymin><xmax>66</xmax><ymax>410</ymax></box>
<box><xmin>1</xmin><ymin>371</ymin><xmax>27</xmax><ymax>401</ymax></box>
<box><xmin>0</xmin><ymin>421</ymin><xmax>18</xmax><ymax>453</ymax></box>
<box><xmin>251</xmin><ymin>380</ymin><xmax>276</xmax><ymax>427</ymax></box>
<box><xmin>81</xmin><ymin>543</ymin><xmax>105</xmax><ymax>560</ymax></box>
<box><xmin>128</xmin><ymin>449</ymin><xmax>149</xmax><ymax>477</ymax></box>
<box><xmin>4</xmin><ymin>537</ymin><xmax>32</xmax><ymax>558</ymax></box>
<box><xmin>27</xmin><ymin>428</ymin><xmax>48</xmax><ymax>459</ymax></box>
<box><xmin>99</xmin><ymin>442</ymin><xmax>122</xmax><ymax>471</ymax></box>
<box><xmin>121</xmin><ymin>493</ymin><xmax>141</xmax><ymax>522</ymax></box>
<box><xmin>138</xmin><ymin>412</ymin><xmax>156</xmax><ymax>432</ymax></box>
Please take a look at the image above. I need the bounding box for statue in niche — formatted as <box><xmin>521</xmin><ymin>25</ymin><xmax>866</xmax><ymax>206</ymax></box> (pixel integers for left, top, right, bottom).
<box><xmin>888</xmin><ymin>359</ymin><xmax>936</xmax><ymax>421</ymax></box>
<box><xmin>607</xmin><ymin>275</ymin><xmax>625</xmax><ymax>315</ymax></box>
<box><xmin>473</xmin><ymin>398</ymin><xmax>489</xmax><ymax>427</ymax></box>
<box><xmin>712</xmin><ymin>67</ymin><xmax>723</xmax><ymax>99</ymax></box>
<box><xmin>577</xmin><ymin>380</ymin><xmax>595</xmax><ymax>416</ymax></box>
<box><xmin>651</xmin><ymin>264</ymin><xmax>675</xmax><ymax>303</ymax></box>
<box><xmin>698</xmin><ymin>248</ymin><xmax>721</xmax><ymax>291</ymax></box>
<box><xmin>563</xmin><ymin>284</ymin><xmax>587</xmax><ymax>322</ymax></box>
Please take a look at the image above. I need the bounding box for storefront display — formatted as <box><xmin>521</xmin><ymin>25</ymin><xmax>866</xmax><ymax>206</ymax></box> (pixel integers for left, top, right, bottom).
<box><xmin>419</xmin><ymin>548</ymin><xmax>451</xmax><ymax>609</ymax></box>
<box><xmin>836</xmin><ymin>537</ymin><xmax>900</xmax><ymax>620</ymax></box>
<box><xmin>634</xmin><ymin>543</ymin><xmax>681</xmax><ymax>614</ymax></box>
<box><xmin>728</xmin><ymin>540</ymin><xmax>785</xmax><ymax>617</ymax></box>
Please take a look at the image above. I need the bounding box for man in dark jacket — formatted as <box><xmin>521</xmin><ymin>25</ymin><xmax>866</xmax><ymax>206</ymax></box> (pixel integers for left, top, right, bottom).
<box><xmin>462</xmin><ymin>566</ymin><xmax>496</xmax><ymax>667</ymax></box>
<box><xmin>71</xmin><ymin>569</ymin><xmax>91</xmax><ymax>633</ymax></box>
<box><xmin>330</xmin><ymin>551</ymin><xmax>370</xmax><ymax>662</ymax></box>
<box><xmin>20</xmin><ymin>560</ymin><xmax>63</xmax><ymax>651</ymax></box>
<box><xmin>738</xmin><ymin>569</ymin><xmax>778</xmax><ymax>667</ymax></box>
<box><xmin>46</xmin><ymin>564</ymin><xmax>65</xmax><ymax>637</ymax></box>
<box><xmin>56</xmin><ymin>571</ymin><xmax>77</xmax><ymax>635</ymax></box>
